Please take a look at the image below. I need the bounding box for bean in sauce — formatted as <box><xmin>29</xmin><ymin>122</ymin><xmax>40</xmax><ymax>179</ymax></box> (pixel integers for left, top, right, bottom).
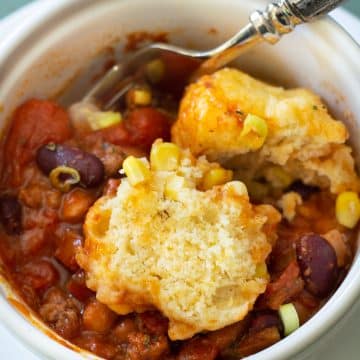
<box><xmin>0</xmin><ymin>55</ymin><xmax>355</xmax><ymax>360</ymax></box>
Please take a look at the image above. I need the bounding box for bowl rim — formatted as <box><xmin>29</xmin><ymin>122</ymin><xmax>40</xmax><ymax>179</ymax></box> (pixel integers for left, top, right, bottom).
<box><xmin>0</xmin><ymin>1</ymin><xmax>360</xmax><ymax>359</ymax></box>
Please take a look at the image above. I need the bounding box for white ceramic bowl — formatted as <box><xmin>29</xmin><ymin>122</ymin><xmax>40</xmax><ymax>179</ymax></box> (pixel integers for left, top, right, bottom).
<box><xmin>0</xmin><ymin>0</ymin><xmax>359</xmax><ymax>359</ymax></box>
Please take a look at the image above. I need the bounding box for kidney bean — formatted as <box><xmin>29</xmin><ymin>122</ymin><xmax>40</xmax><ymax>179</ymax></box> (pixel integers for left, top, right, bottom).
<box><xmin>36</xmin><ymin>143</ymin><xmax>104</xmax><ymax>188</ymax></box>
<box><xmin>0</xmin><ymin>195</ymin><xmax>22</xmax><ymax>235</ymax></box>
<box><xmin>288</xmin><ymin>180</ymin><xmax>319</xmax><ymax>200</ymax></box>
<box><xmin>296</xmin><ymin>233</ymin><xmax>338</xmax><ymax>298</ymax></box>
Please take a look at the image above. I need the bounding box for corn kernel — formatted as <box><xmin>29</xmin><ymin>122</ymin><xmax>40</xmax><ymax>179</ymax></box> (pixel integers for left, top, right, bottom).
<box><xmin>264</xmin><ymin>167</ymin><xmax>293</xmax><ymax>189</ymax></box>
<box><xmin>122</xmin><ymin>156</ymin><xmax>151</xmax><ymax>186</ymax></box>
<box><xmin>224</xmin><ymin>181</ymin><xmax>248</xmax><ymax>197</ymax></box>
<box><xmin>202</xmin><ymin>168</ymin><xmax>233</xmax><ymax>190</ymax></box>
<box><xmin>131</xmin><ymin>89</ymin><xmax>152</xmax><ymax>106</ymax></box>
<box><xmin>150</xmin><ymin>142</ymin><xmax>180</xmax><ymax>171</ymax></box>
<box><xmin>241</xmin><ymin>114</ymin><xmax>268</xmax><ymax>150</ymax></box>
<box><xmin>146</xmin><ymin>59</ymin><xmax>165</xmax><ymax>84</ymax></box>
<box><xmin>88</xmin><ymin>111</ymin><xmax>122</xmax><ymax>130</ymax></box>
<box><xmin>165</xmin><ymin>175</ymin><xmax>188</xmax><ymax>201</ymax></box>
<box><xmin>336</xmin><ymin>191</ymin><xmax>360</xmax><ymax>229</ymax></box>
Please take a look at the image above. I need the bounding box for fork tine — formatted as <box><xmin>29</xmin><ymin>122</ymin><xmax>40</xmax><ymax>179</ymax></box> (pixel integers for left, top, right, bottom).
<box><xmin>83</xmin><ymin>46</ymin><xmax>162</xmax><ymax>109</ymax></box>
<box><xmin>104</xmin><ymin>80</ymin><xmax>134</xmax><ymax>110</ymax></box>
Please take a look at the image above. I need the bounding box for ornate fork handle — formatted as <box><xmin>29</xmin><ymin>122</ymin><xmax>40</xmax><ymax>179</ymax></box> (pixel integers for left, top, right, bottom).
<box><xmin>250</xmin><ymin>0</ymin><xmax>345</xmax><ymax>44</ymax></box>
<box><xmin>194</xmin><ymin>0</ymin><xmax>345</xmax><ymax>76</ymax></box>
<box><xmin>286</xmin><ymin>0</ymin><xmax>344</xmax><ymax>20</ymax></box>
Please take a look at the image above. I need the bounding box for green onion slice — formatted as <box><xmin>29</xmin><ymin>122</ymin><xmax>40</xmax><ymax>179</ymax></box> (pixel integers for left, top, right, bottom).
<box><xmin>49</xmin><ymin>166</ymin><xmax>81</xmax><ymax>192</ymax></box>
<box><xmin>278</xmin><ymin>303</ymin><xmax>300</xmax><ymax>336</ymax></box>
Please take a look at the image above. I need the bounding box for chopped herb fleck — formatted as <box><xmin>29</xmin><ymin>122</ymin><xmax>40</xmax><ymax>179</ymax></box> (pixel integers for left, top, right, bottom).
<box><xmin>313</xmin><ymin>105</ymin><xmax>318</xmax><ymax>110</ymax></box>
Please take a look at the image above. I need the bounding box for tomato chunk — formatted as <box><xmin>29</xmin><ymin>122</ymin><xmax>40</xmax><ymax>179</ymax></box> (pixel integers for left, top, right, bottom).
<box><xmin>261</xmin><ymin>261</ymin><xmax>304</xmax><ymax>310</ymax></box>
<box><xmin>97</xmin><ymin>107</ymin><xmax>171</xmax><ymax>150</ymax></box>
<box><xmin>2</xmin><ymin>99</ymin><xmax>72</xmax><ymax>186</ymax></box>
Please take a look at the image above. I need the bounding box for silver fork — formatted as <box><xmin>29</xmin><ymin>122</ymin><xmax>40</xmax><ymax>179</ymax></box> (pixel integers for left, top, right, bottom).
<box><xmin>83</xmin><ymin>0</ymin><xmax>344</xmax><ymax>110</ymax></box>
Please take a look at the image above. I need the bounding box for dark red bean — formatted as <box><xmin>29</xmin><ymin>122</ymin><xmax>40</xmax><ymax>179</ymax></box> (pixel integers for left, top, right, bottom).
<box><xmin>288</xmin><ymin>180</ymin><xmax>319</xmax><ymax>200</ymax></box>
<box><xmin>249</xmin><ymin>311</ymin><xmax>282</xmax><ymax>335</ymax></box>
<box><xmin>0</xmin><ymin>195</ymin><xmax>22</xmax><ymax>234</ymax></box>
<box><xmin>36</xmin><ymin>143</ymin><xmax>104</xmax><ymax>188</ymax></box>
<box><xmin>296</xmin><ymin>233</ymin><xmax>338</xmax><ymax>298</ymax></box>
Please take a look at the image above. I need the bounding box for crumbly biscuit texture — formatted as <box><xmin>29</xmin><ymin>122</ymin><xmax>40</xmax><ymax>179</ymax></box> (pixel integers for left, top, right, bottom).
<box><xmin>172</xmin><ymin>68</ymin><xmax>360</xmax><ymax>193</ymax></box>
<box><xmin>77</xmin><ymin>144</ymin><xmax>280</xmax><ymax>340</ymax></box>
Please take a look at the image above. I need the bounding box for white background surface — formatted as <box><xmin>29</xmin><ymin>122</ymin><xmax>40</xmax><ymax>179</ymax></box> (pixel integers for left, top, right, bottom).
<box><xmin>0</xmin><ymin>4</ymin><xmax>359</xmax><ymax>359</ymax></box>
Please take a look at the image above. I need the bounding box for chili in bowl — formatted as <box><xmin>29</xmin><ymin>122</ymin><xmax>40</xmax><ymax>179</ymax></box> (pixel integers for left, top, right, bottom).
<box><xmin>0</xmin><ymin>1</ymin><xmax>360</xmax><ymax>360</ymax></box>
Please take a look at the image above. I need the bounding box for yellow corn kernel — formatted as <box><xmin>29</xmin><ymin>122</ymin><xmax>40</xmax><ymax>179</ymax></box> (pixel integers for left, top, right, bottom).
<box><xmin>202</xmin><ymin>168</ymin><xmax>233</xmax><ymax>190</ymax></box>
<box><xmin>132</xmin><ymin>89</ymin><xmax>152</xmax><ymax>106</ymax></box>
<box><xmin>241</xmin><ymin>114</ymin><xmax>268</xmax><ymax>150</ymax></box>
<box><xmin>224</xmin><ymin>181</ymin><xmax>248</xmax><ymax>197</ymax></box>
<box><xmin>264</xmin><ymin>167</ymin><xmax>293</xmax><ymax>189</ymax></box>
<box><xmin>88</xmin><ymin>111</ymin><xmax>122</xmax><ymax>130</ymax></box>
<box><xmin>165</xmin><ymin>175</ymin><xmax>188</xmax><ymax>201</ymax></box>
<box><xmin>150</xmin><ymin>142</ymin><xmax>180</xmax><ymax>171</ymax></box>
<box><xmin>122</xmin><ymin>156</ymin><xmax>151</xmax><ymax>186</ymax></box>
<box><xmin>146</xmin><ymin>59</ymin><xmax>165</xmax><ymax>84</ymax></box>
<box><xmin>336</xmin><ymin>191</ymin><xmax>360</xmax><ymax>229</ymax></box>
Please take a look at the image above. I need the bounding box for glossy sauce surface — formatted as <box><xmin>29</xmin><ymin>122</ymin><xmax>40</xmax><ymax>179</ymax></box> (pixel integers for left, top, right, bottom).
<box><xmin>0</xmin><ymin>56</ymin><xmax>355</xmax><ymax>359</ymax></box>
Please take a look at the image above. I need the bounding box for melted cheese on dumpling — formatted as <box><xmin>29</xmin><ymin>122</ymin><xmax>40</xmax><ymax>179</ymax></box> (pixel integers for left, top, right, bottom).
<box><xmin>172</xmin><ymin>68</ymin><xmax>360</xmax><ymax>193</ymax></box>
<box><xmin>77</xmin><ymin>144</ymin><xmax>280</xmax><ymax>340</ymax></box>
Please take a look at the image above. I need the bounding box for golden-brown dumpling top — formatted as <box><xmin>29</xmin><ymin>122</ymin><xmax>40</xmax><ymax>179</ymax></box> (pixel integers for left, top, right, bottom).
<box><xmin>172</xmin><ymin>68</ymin><xmax>359</xmax><ymax>194</ymax></box>
<box><xmin>77</xmin><ymin>141</ymin><xmax>280</xmax><ymax>340</ymax></box>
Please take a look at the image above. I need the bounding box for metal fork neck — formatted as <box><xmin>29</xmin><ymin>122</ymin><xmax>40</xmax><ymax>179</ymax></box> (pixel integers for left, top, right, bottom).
<box><xmin>249</xmin><ymin>0</ymin><xmax>345</xmax><ymax>45</ymax></box>
<box><xmin>250</xmin><ymin>0</ymin><xmax>302</xmax><ymax>45</ymax></box>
